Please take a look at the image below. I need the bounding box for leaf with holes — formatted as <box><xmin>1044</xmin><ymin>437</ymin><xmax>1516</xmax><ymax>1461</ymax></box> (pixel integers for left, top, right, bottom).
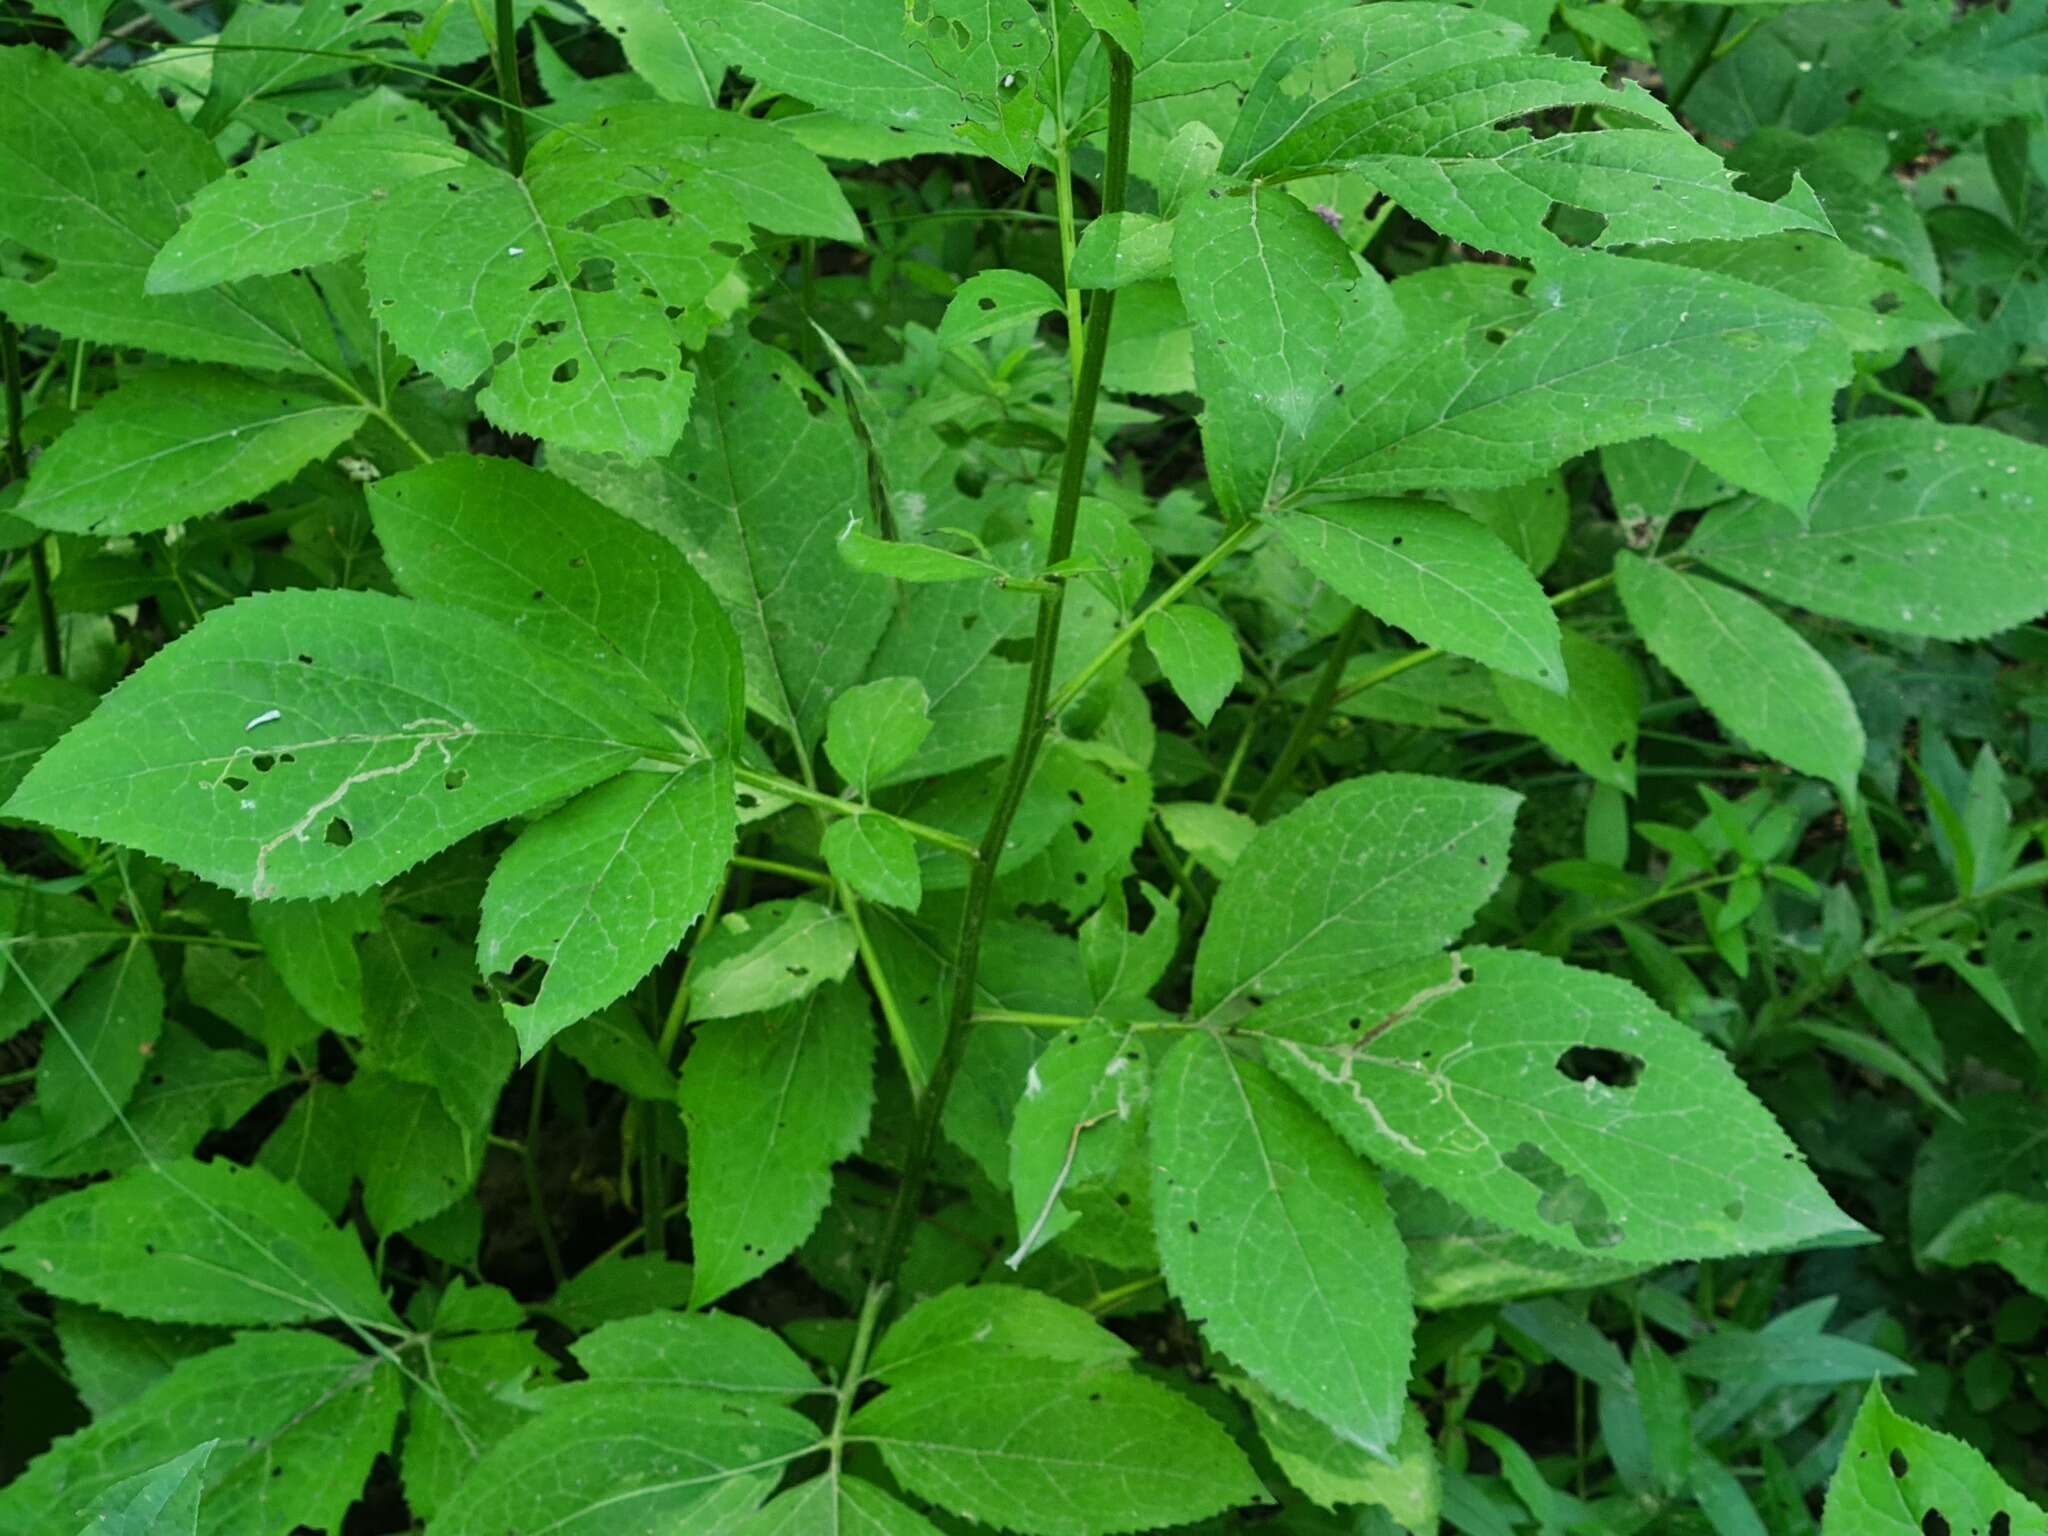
<box><xmin>937</xmin><ymin>269</ymin><xmax>1063</xmax><ymax>348</ymax></box>
<box><xmin>1152</xmin><ymin>1032</ymin><xmax>1414</xmax><ymax>1450</ymax></box>
<box><xmin>1820</xmin><ymin>1385</ymin><xmax>2047</xmax><ymax>1535</ymax></box>
<box><xmin>1262</xmin><ymin>947</ymin><xmax>1864</xmax><ymax>1261</ymax></box>
<box><xmin>1193</xmin><ymin>774</ymin><xmax>1519</xmax><ymax>1015</ymax></box>
<box><xmin>680</xmin><ymin>979</ymin><xmax>875</xmax><ymax>1306</ymax></box>
<box><xmin>686</xmin><ymin>899</ymin><xmax>859</xmax><ymax>1023</ymax></box>
<box><xmin>5</xmin><ymin>590</ymin><xmax>666</xmax><ymax>900</ymax></box>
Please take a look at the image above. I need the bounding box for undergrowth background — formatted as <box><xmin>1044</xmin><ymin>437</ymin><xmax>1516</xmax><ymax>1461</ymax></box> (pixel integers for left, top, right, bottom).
<box><xmin>0</xmin><ymin>0</ymin><xmax>2046</xmax><ymax>1533</ymax></box>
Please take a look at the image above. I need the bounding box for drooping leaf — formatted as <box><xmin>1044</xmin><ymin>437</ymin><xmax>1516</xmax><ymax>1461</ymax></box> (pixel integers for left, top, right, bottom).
<box><xmin>849</xmin><ymin>1354</ymin><xmax>1265</xmax><ymax>1536</ymax></box>
<box><xmin>2</xmin><ymin>942</ymin><xmax>162</xmax><ymax>1172</ymax></box>
<box><xmin>0</xmin><ymin>1157</ymin><xmax>397</xmax><ymax>1327</ymax></box>
<box><xmin>1192</xmin><ymin>774</ymin><xmax>1519</xmax><ymax>1015</ymax></box>
<box><xmin>1616</xmin><ymin>554</ymin><xmax>1866</xmax><ymax>799</ymax></box>
<box><xmin>1820</xmin><ymin>1385</ymin><xmax>2047</xmax><ymax>1535</ymax></box>
<box><xmin>1492</xmin><ymin>631</ymin><xmax>1641</xmax><ymax>794</ymax></box>
<box><xmin>1687</xmin><ymin>417</ymin><xmax>2048</xmax><ymax>640</ymax></box>
<box><xmin>6</xmin><ymin>589</ymin><xmax>666</xmax><ymax>900</ymax></box>
<box><xmin>0</xmin><ymin>1332</ymin><xmax>398</xmax><ymax>1536</ymax></box>
<box><xmin>1272</xmin><ymin>501</ymin><xmax>1565</xmax><ymax>689</ymax></box>
<box><xmin>681</xmin><ymin>980</ymin><xmax>875</xmax><ymax>1306</ymax></box>
<box><xmin>1262</xmin><ymin>947</ymin><xmax>1866</xmax><ymax>1262</ymax></box>
<box><xmin>1236</xmin><ymin>1385</ymin><xmax>1440</xmax><ymax>1527</ymax></box>
<box><xmin>1152</xmin><ymin>1032</ymin><xmax>1414</xmax><ymax>1450</ymax></box>
<box><xmin>14</xmin><ymin>369</ymin><xmax>366</xmax><ymax>536</ymax></box>
<box><xmin>480</xmin><ymin>763</ymin><xmax>735</xmax><ymax>1056</ymax></box>
<box><xmin>1144</xmin><ymin>606</ymin><xmax>1241</xmax><ymax>726</ymax></box>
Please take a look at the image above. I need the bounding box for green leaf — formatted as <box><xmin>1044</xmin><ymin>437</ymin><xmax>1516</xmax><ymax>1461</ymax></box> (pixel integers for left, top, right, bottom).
<box><xmin>575</xmin><ymin>0</ymin><xmax>726</xmax><ymax>106</ymax></box>
<box><xmin>1820</xmin><ymin>1385</ymin><xmax>2046</xmax><ymax>1535</ymax></box>
<box><xmin>368</xmin><ymin>455</ymin><xmax>743</xmax><ymax>746</ymax></box>
<box><xmin>1911</xmin><ymin>1095</ymin><xmax>2048</xmax><ymax>1299</ymax></box>
<box><xmin>1144</xmin><ymin>606</ymin><xmax>1240</xmax><ymax>726</ymax></box>
<box><xmin>400</xmin><ymin>1330</ymin><xmax>555</xmax><ymax>1522</ymax></box>
<box><xmin>70</xmin><ymin>1441</ymin><xmax>214</xmax><ymax>1536</ymax></box>
<box><xmin>827</xmin><ymin>677</ymin><xmax>935</xmax><ymax>796</ymax></box>
<box><xmin>0</xmin><ymin>1332</ymin><xmax>398</xmax><ymax>1536</ymax></box>
<box><xmin>1007</xmin><ymin>1021</ymin><xmax>1148</xmax><ymax>1267</ymax></box>
<box><xmin>687</xmin><ymin>899</ymin><xmax>859</xmax><ymax>1023</ymax></box>
<box><xmin>14</xmin><ymin>369</ymin><xmax>366</xmax><ymax>536</ymax></box>
<box><xmin>195</xmin><ymin>0</ymin><xmax>417</xmax><ymax>133</ymax></box>
<box><xmin>1193</xmin><ymin>774</ymin><xmax>1519</xmax><ymax>1015</ymax></box>
<box><xmin>823</xmin><ymin>816</ymin><xmax>923</xmax><ymax>909</ymax></box>
<box><xmin>1171</xmin><ymin>186</ymin><xmax>1404</xmax><ymax>518</ymax></box>
<box><xmin>937</xmin><ymin>269</ymin><xmax>1063</xmax><ymax>347</ymax></box>
<box><xmin>737</xmin><ymin>1475</ymin><xmax>945</xmax><ymax>1535</ymax></box>
<box><xmin>345</xmin><ymin>1072</ymin><xmax>480</xmax><ymax>1235</ymax></box>
<box><xmin>870</xmin><ymin>1285</ymin><xmax>1136</xmax><ymax>1381</ymax></box>
<box><xmin>1662</xmin><ymin>331</ymin><xmax>1854</xmax><ymax>510</ymax></box>
<box><xmin>1492</xmin><ymin>631</ymin><xmax>1641</xmax><ymax>795</ymax></box>
<box><xmin>425</xmin><ymin>1385</ymin><xmax>819</xmax><ymax>1535</ymax></box>
<box><xmin>570</xmin><ymin>1310</ymin><xmax>824</xmax><ymax>1397</ymax></box>
<box><xmin>1071</xmin><ymin>212</ymin><xmax>1174</xmax><ymax>290</ymax></box>
<box><xmin>839</xmin><ymin>527</ymin><xmax>998</xmax><ymax>584</ymax></box>
<box><xmin>2</xmin><ymin>942</ymin><xmax>163</xmax><ymax>1171</ymax></box>
<box><xmin>1237</xmin><ymin>1385</ymin><xmax>1439</xmax><ymax>1526</ymax></box>
<box><xmin>359</xmin><ymin>917</ymin><xmax>515</xmax><ymax>1147</ymax></box>
<box><xmin>1263</xmin><ymin>947</ymin><xmax>1866</xmax><ymax>1261</ymax></box>
<box><xmin>147</xmin><ymin>128</ymin><xmax>465</xmax><ymax>292</ymax></box>
<box><xmin>681</xmin><ymin>980</ymin><xmax>874</xmax><ymax>1306</ymax></box>
<box><xmin>1133</xmin><ymin>0</ymin><xmax>1353</xmax><ymax>100</ymax></box>
<box><xmin>0</xmin><ymin>1156</ymin><xmax>397</xmax><ymax>1327</ymax></box>
<box><xmin>5</xmin><ymin>589</ymin><xmax>665</xmax><ymax>900</ymax></box>
<box><xmin>480</xmin><ymin>764</ymin><xmax>735</xmax><ymax>1056</ymax></box>
<box><xmin>0</xmin><ymin>46</ymin><xmax>351</xmax><ymax>379</ymax></box>
<box><xmin>1311</xmin><ymin>253</ymin><xmax>1829</xmax><ymax>497</ymax></box>
<box><xmin>1687</xmin><ymin>418</ymin><xmax>2048</xmax><ymax>640</ymax></box>
<box><xmin>51</xmin><ymin>1306</ymin><xmax>226</xmax><ymax>1417</ymax></box>
<box><xmin>1272</xmin><ymin>501</ymin><xmax>1565</xmax><ymax>688</ymax></box>
<box><xmin>247</xmin><ymin>894</ymin><xmax>375</xmax><ymax>1038</ymax></box>
<box><xmin>1616</xmin><ymin>554</ymin><xmax>1865</xmax><ymax>798</ymax></box>
<box><xmin>553</xmin><ymin>338</ymin><xmax>886</xmax><ymax>754</ymax></box>
<box><xmin>1153</xmin><ymin>1033</ymin><xmax>1413</xmax><ymax>1450</ymax></box>
<box><xmin>848</xmin><ymin>1354</ymin><xmax>1265</xmax><ymax>1536</ymax></box>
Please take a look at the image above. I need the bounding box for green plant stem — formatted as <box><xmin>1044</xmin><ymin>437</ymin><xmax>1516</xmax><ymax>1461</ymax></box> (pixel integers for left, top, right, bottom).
<box><xmin>843</xmin><ymin>40</ymin><xmax>1134</xmax><ymax>1372</ymax></box>
<box><xmin>490</xmin><ymin>0</ymin><xmax>528</xmax><ymax>176</ymax></box>
<box><xmin>518</xmin><ymin>1050</ymin><xmax>565</xmax><ymax>1285</ymax></box>
<box><xmin>2</xmin><ymin>321</ymin><xmax>61</xmax><ymax>679</ymax></box>
<box><xmin>1046</xmin><ymin>517</ymin><xmax>1260</xmax><ymax>717</ymax></box>
<box><xmin>734</xmin><ymin>764</ymin><xmax>980</xmax><ymax>860</ymax></box>
<box><xmin>1248</xmin><ymin>608</ymin><xmax>1368</xmax><ymax>820</ymax></box>
<box><xmin>731</xmin><ymin>853</ymin><xmax>833</xmax><ymax>888</ymax></box>
<box><xmin>1143</xmin><ymin>815</ymin><xmax>1209</xmax><ymax>921</ymax></box>
<box><xmin>1049</xmin><ymin>36</ymin><xmax>1087</xmax><ymax>383</ymax></box>
<box><xmin>1668</xmin><ymin>6</ymin><xmax>1732</xmax><ymax>110</ymax></box>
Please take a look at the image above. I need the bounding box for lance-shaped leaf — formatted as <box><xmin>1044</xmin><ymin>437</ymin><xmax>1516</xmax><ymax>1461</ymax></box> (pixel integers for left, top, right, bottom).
<box><xmin>6</xmin><ymin>589</ymin><xmax>666</xmax><ymax>900</ymax></box>
<box><xmin>1272</xmin><ymin>501</ymin><xmax>1565</xmax><ymax>689</ymax></box>
<box><xmin>0</xmin><ymin>46</ymin><xmax>351</xmax><ymax>379</ymax></box>
<box><xmin>426</xmin><ymin>1385</ymin><xmax>820</xmax><ymax>1535</ymax></box>
<box><xmin>0</xmin><ymin>1157</ymin><xmax>397</xmax><ymax>1327</ymax></box>
<box><xmin>14</xmin><ymin>369</ymin><xmax>367</xmax><ymax>536</ymax></box>
<box><xmin>1305</xmin><ymin>253</ymin><xmax>1830</xmax><ymax>497</ymax></box>
<box><xmin>1687</xmin><ymin>417</ymin><xmax>2048</xmax><ymax>640</ymax></box>
<box><xmin>149</xmin><ymin>127</ymin><xmax>465</xmax><ymax>293</ymax></box>
<box><xmin>1193</xmin><ymin>774</ymin><xmax>1518</xmax><ymax>1016</ymax></box>
<box><xmin>681</xmin><ymin>980</ymin><xmax>876</xmax><ymax>1307</ymax></box>
<box><xmin>687</xmin><ymin>901</ymin><xmax>859</xmax><ymax>1023</ymax></box>
<box><xmin>1821</xmin><ymin>1386</ymin><xmax>2047</xmax><ymax>1535</ymax></box>
<box><xmin>0</xmin><ymin>1333</ymin><xmax>397</xmax><ymax>1536</ymax></box>
<box><xmin>1493</xmin><ymin>630</ymin><xmax>1641</xmax><ymax>795</ymax></box>
<box><xmin>1172</xmin><ymin>187</ymin><xmax>1405</xmax><ymax>518</ymax></box>
<box><xmin>554</xmin><ymin>338</ymin><xmax>886</xmax><ymax>753</ymax></box>
<box><xmin>345</xmin><ymin>1073</ymin><xmax>480</xmax><ymax>1236</ymax></box>
<box><xmin>1007</xmin><ymin>1020</ymin><xmax>1149</xmax><ymax>1268</ymax></box>
<box><xmin>480</xmin><ymin>763</ymin><xmax>735</xmax><ymax>1058</ymax></box>
<box><xmin>849</xmin><ymin>1354</ymin><xmax>1264</xmax><ymax>1536</ymax></box>
<box><xmin>3</xmin><ymin>941</ymin><xmax>162</xmax><ymax>1172</ymax></box>
<box><xmin>1152</xmin><ymin>1033</ymin><xmax>1414</xmax><ymax>1451</ymax></box>
<box><xmin>1616</xmin><ymin>554</ymin><xmax>1865</xmax><ymax>799</ymax></box>
<box><xmin>1263</xmin><ymin>947</ymin><xmax>1865</xmax><ymax>1261</ymax></box>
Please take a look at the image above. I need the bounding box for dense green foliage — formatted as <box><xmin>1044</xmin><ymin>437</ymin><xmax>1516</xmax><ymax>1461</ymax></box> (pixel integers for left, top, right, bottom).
<box><xmin>0</xmin><ymin>0</ymin><xmax>2046</xmax><ymax>1532</ymax></box>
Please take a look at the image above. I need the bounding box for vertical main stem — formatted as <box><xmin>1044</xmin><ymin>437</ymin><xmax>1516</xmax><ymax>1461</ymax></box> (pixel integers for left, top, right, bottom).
<box><xmin>1</xmin><ymin>321</ymin><xmax>61</xmax><ymax>678</ymax></box>
<box><xmin>491</xmin><ymin>0</ymin><xmax>528</xmax><ymax>177</ymax></box>
<box><xmin>853</xmin><ymin>39</ymin><xmax>1134</xmax><ymax>1330</ymax></box>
